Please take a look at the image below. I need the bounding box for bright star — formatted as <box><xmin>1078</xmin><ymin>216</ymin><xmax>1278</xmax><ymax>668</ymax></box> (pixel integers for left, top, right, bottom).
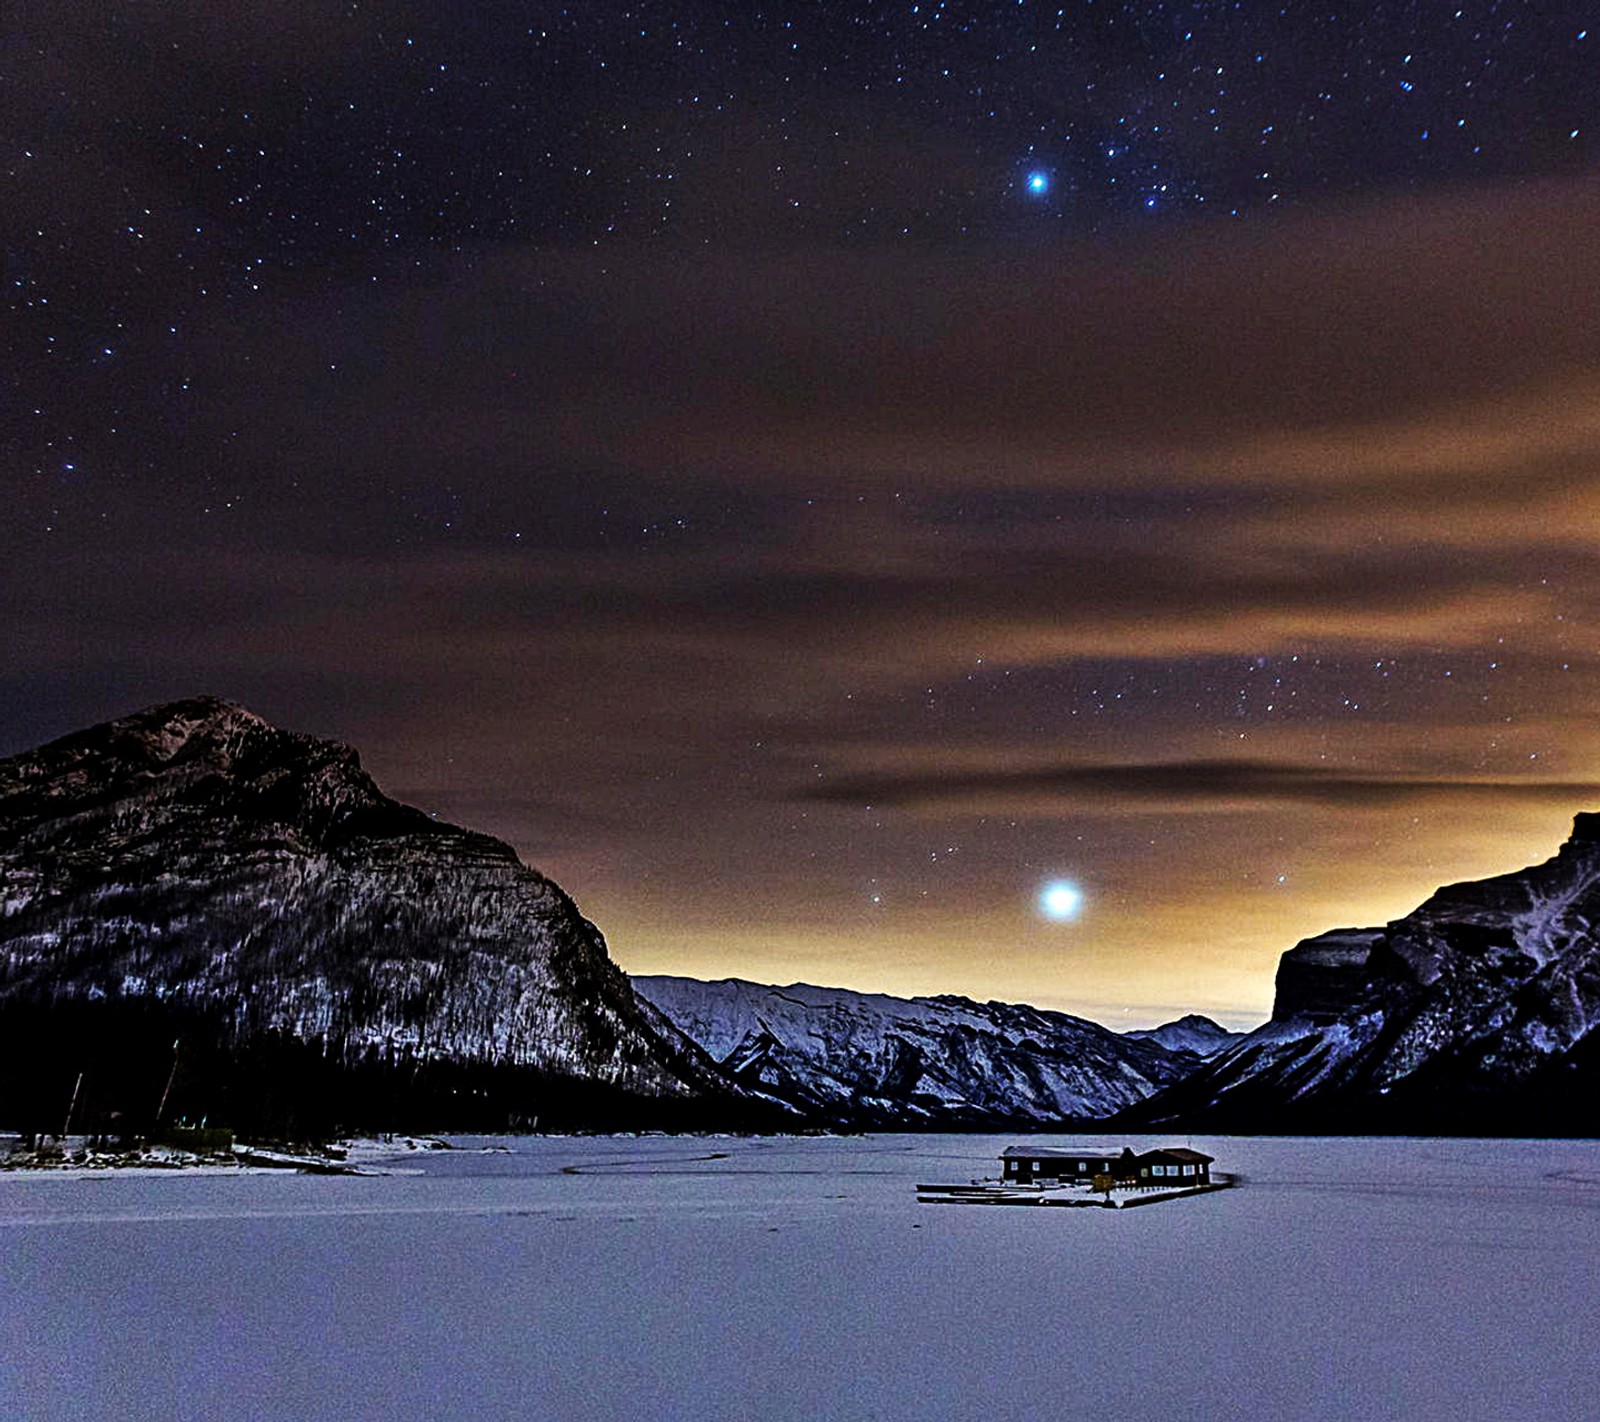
<box><xmin>1039</xmin><ymin>880</ymin><xmax>1084</xmax><ymax>922</ymax></box>
<box><xmin>1026</xmin><ymin>171</ymin><xmax>1049</xmax><ymax>195</ymax></box>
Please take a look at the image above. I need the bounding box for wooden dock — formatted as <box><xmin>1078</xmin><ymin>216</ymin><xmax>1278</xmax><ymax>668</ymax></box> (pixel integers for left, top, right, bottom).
<box><xmin>916</xmin><ymin>1174</ymin><xmax>1238</xmax><ymax>1209</ymax></box>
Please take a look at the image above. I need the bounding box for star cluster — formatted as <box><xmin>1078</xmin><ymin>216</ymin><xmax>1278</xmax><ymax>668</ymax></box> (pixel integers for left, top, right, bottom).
<box><xmin>8</xmin><ymin>4</ymin><xmax>1598</xmax><ymax>533</ymax></box>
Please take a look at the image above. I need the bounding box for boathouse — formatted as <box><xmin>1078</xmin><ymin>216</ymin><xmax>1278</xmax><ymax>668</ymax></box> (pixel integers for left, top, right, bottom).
<box><xmin>1131</xmin><ymin>1147</ymin><xmax>1212</xmax><ymax>1184</ymax></box>
<box><xmin>1000</xmin><ymin>1144</ymin><xmax>1214</xmax><ymax>1186</ymax></box>
<box><xmin>1000</xmin><ymin>1146</ymin><xmax>1121</xmax><ymax>1184</ymax></box>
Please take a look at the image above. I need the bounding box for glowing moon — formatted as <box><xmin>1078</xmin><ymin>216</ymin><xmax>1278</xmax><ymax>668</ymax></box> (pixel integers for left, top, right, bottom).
<box><xmin>1039</xmin><ymin>880</ymin><xmax>1084</xmax><ymax>921</ymax></box>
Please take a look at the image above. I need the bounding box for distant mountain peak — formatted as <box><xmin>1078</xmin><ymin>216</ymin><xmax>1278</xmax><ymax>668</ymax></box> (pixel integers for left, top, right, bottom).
<box><xmin>1125</xmin><ymin>1014</ymin><xmax>1244</xmax><ymax>1057</ymax></box>
<box><xmin>1161</xmin><ymin>1013</ymin><xmax>1230</xmax><ymax>1031</ymax></box>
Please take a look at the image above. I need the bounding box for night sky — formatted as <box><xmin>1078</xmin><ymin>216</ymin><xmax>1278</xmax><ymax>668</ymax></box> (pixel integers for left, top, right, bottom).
<box><xmin>7</xmin><ymin>3</ymin><xmax>1600</xmax><ymax>1028</ymax></box>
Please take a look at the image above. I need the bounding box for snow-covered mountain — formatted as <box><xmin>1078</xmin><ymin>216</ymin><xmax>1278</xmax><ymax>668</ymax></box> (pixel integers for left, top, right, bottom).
<box><xmin>1122</xmin><ymin>813</ymin><xmax>1600</xmax><ymax>1135</ymax></box>
<box><xmin>0</xmin><ymin>698</ymin><xmax>765</xmax><ymax>1137</ymax></box>
<box><xmin>1124</xmin><ymin>1014</ymin><xmax>1244</xmax><ymax>1058</ymax></box>
<box><xmin>633</xmin><ymin>974</ymin><xmax>1196</xmax><ymax>1127</ymax></box>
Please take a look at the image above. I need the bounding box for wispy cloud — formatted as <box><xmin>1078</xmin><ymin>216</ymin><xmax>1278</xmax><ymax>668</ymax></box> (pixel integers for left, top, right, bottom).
<box><xmin>799</xmin><ymin>758</ymin><xmax>1600</xmax><ymax>812</ymax></box>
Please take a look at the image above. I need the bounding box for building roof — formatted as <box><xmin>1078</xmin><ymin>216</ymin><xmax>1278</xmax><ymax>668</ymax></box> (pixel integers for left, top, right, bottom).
<box><xmin>1000</xmin><ymin>1144</ymin><xmax>1216</xmax><ymax>1164</ymax></box>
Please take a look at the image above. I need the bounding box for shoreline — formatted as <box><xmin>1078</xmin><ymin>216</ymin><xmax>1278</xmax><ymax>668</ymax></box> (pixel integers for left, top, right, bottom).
<box><xmin>0</xmin><ymin>1133</ymin><xmax>454</xmax><ymax>1177</ymax></box>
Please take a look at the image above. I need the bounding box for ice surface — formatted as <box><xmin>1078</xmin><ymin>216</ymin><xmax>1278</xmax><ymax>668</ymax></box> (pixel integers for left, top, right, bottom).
<box><xmin>2</xmin><ymin>1134</ymin><xmax>1598</xmax><ymax>1421</ymax></box>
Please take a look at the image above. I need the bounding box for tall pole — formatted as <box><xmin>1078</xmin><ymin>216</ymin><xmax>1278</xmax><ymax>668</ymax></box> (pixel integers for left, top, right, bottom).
<box><xmin>155</xmin><ymin>1039</ymin><xmax>180</xmax><ymax>1128</ymax></box>
<box><xmin>62</xmin><ymin>1071</ymin><xmax>84</xmax><ymax>1141</ymax></box>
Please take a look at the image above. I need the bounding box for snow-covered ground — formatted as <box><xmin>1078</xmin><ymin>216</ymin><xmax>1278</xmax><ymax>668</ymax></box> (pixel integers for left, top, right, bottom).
<box><xmin>1</xmin><ymin>1134</ymin><xmax>1596</xmax><ymax>1420</ymax></box>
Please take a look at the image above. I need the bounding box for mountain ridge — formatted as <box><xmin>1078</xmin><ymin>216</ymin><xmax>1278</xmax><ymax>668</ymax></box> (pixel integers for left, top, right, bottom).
<box><xmin>633</xmin><ymin>973</ymin><xmax>1199</xmax><ymax>1128</ymax></box>
<box><xmin>1120</xmin><ymin>812</ymin><xmax>1600</xmax><ymax>1136</ymax></box>
<box><xmin>0</xmin><ymin>697</ymin><xmax>769</xmax><ymax>1137</ymax></box>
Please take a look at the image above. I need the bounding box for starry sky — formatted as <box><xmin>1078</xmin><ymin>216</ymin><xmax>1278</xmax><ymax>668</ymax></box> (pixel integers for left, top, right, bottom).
<box><xmin>7</xmin><ymin>3</ymin><xmax>1600</xmax><ymax>1029</ymax></box>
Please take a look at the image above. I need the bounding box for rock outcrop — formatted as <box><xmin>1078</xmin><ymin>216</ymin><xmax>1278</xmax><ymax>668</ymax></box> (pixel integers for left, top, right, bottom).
<box><xmin>1269</xmin><ymin>930</ymin><xmax>1385</xmax><ymax>1023</ymax></box>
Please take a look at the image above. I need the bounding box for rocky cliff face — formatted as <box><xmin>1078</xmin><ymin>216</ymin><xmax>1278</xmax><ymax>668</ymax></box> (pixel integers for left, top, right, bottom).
<box><xmin>633</xmin><ymin>974</ymin><xmax>1195</xmax><ymax>1128</ymax></box>
<box><xmin>0</xmin><ymin>698</ymin><xmax>759</xmax><ymax>1136</ymax></box>
<box><xmin>1121</xmin><ymin>814</ymin><xmax>1600</xmax><ymax>1135</ymax></box>
<box><xmin>1269</xmin><ymin>930</ymin><xmax>1386</xmax><ymax>1023</ymax></box>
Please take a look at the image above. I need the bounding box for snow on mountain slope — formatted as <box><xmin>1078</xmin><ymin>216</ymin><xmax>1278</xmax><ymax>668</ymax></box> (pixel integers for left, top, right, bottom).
<box><xmin>633</xmin><ymin>974</ymin><xmax>1195</xmax><ymax>1127</ymax></box>
<box><xmin>0</xmin><ymin>698</ymin><xmax>759</xmax><ymax>1135</ymax></box>
<box><xmin>1122</xmin><ymin>813</ymin><xmax>1600</xmax><ymax>1135</ymax></box>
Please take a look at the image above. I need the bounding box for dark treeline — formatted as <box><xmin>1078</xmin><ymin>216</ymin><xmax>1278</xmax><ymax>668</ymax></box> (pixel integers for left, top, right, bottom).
<box><xmin>0</xmin><ymin>999</ymin><xmax>785</xmax><ymax>1143</ymax></box>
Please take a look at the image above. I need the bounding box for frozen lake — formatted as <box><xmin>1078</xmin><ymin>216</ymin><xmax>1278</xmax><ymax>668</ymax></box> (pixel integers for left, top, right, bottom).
<box><xmin>3</xmin><ymin>1134</ymin><xmax>1597</xmax><ymax>1420</ymax></box>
